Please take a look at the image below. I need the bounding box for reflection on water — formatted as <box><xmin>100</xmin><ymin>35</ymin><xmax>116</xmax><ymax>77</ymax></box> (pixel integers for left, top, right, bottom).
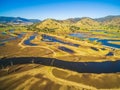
<box><xmin>58</xmin><ymin>46</ymin><xmax>74</xmax><ymax>53</ymax></box>
<box><xmin>42</xmin><ymin>34</ymin><xmax>79</xmax><ymax>47</ymax></box>
<box><xmin>0</xmin><ymin>43</ymin><xmax>5</xmax><ymax>46</ymax></box>
<box><xmin>70</xmin><ymin>33</ymin><xmax>87</xmax><ymax>38</ymax></box>
<box><xmin>97</xmin><ymin>39</ymin><xmax>120</xmax><ymax>49</ymax></box>
<box><xmin>24</xmin><ymin>35</ymin><xmax>37</xmax><ymax>46</ymax></box>
<box><xmin>0</xmin><ymin>57</ymin><xmax>120</xmax><ymax>73</ymax></box>
<box><xmin>70</xmin><ymin>33</ymin><xmax>120</xmax><ymax>49</ymax></box>
<box><xmin>0</xmin><ymin>32</ymin><xmax>25</xmax><ymax>46</ymax></box>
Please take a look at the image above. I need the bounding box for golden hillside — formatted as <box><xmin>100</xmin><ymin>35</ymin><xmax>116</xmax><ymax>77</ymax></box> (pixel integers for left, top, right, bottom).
<box><xmin>103</xmin><ymin>17</ymin><xmax>120</xmax><ymax>27</ymax></box>
<box><xmin>75</xmin><ymin>18</ymin><xmax>100</xmax><ymax>30</ymax></box>
<box><xmin>36</xmin><ymin>19</ymin><xmax>62</xmax><ymax>29</ymax></box>
<box><xmin>35</xmin><ymin>16</ymin><xmax>120</xmax><ymax>32</ymax></box>
<box><xmin>36</xmin><ymin>19</ymin><xmax>70</xmax><ymax>34</ymax></box>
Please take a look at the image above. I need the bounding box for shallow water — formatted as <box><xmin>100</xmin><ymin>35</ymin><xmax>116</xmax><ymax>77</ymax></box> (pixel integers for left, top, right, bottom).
<box><xmin>58</xmin><ymin>46</ymin><xmax>74</xmax><ymax>53</ymax></box>
<box><xmin>42</xmin><ymin>34</ymin><xmax>79</xmax><ymax>47</ymax></box>
<box><xmin>24</xmin><ymin>35</ymin><xmax>37</xmax><ymax>46</ymax></box>
<box><xmin>70</xmin><ymin>33</ymin><xmax>120</xmax><ymax>49</ymax></box>
<box><xmin>0</xmin><ymin>32</ymin><xmax>25</xmax><ymax>46</ymax></box>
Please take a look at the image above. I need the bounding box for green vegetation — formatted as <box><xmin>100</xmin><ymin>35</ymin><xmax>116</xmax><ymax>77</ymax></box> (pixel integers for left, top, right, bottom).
<box><xmin>70</xmin><ymin>26</ymin><xmax>80</xmax><ymax>32</ymax></box>
<box><xmin>0</xmin><ymin>24</ymin><xmax>28</xmax><ymax>32</ymax></box>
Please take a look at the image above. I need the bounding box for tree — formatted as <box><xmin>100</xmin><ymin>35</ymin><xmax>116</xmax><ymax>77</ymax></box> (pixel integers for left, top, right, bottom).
<box><xmin>70</xmin><ymin>26</ymin><xmax>80</xmax><ymax>32</ymax></box>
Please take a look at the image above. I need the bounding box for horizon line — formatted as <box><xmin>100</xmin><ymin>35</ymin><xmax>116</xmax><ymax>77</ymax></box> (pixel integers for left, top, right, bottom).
<box><xmin>0</xmin><ymin>14</ymin><xmax>120</xmax><ymax>20</ymax></box>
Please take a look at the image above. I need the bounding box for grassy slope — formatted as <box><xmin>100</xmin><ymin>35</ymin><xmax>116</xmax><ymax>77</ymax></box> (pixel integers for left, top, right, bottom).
<box><xmin>0</xmin><ymin>64</ymin><xmax>120</xmax><ymax>90</ymax></box>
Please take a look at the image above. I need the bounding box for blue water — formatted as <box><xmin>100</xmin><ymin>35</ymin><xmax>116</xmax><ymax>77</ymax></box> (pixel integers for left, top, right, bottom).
<box><xmin>70</xmin><ymin>33</ymin><xmax>87</xmax><ymax>38</ymax></box>
<box><xmin>0</xmin><ymin>32</ymin><xmax>25</xmax><ymax>46</ymax></box>
<box><xmin>24</xmin><ymin>35</ymin><xmax>37</xmax><ymax>46</ymax></box>
<box><xmin>9</xmin><ymin>29</ymin><xmax>14</xmax><ymax>33</ymax></box>
<box><xmin>58</xmin><ymin>46</ymin><xmax>74</xmax><ymax>53</ymax></box>
<box><xmin>98</xmin><ymin>39</ymin><xmax>120</xmax><ymax>49</ymax></box>
<box><xmin>1</xmin><ymin>32</ymin><xmax>7</xmax><ymax>35</ymax></box>
<box><xmin>0</xmin><ymin>57</ymin><xmax>120</xmax><ymax>73</ymax></box>
<box><xmin>22</xmin><ymin>34</ymin><xmax>80</xmax><ymax>47</ymax></box>
<box><xmin>70</xmin><ymin>33</ymin><xmax>120</xmax><ymax>49</ymax></box>
<box><xmin>42</xmin><ymin>34</ymin><xmax>79</xmax><ymax>47</ymax></box>
<box><xmin>0</xmin><ymin>43</ymin><xmax>5</xmax><ymax>46</ymax></box>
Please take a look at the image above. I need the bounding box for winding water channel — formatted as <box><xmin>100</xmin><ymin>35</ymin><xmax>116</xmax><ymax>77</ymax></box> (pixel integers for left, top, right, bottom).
<box><xmin>42</xmin><ymin>34</ymin><xmax>79</xmax><ymax>47</ymax></box>
<box><xmin>1</xmin><ymin>33</ymin><xmax>120</xmax><ymax>73</ymax></box>
<box><xmin>24</xmin><ymin>34</ymin><xmax>37</xmax><ymax>46</ymax></box>
<box><xmin>70</xmin><ymin>33</ymin><xmax>120</xmax><ymax>49</ymax></box>
<box><xmin>0</xmin><ymin>32</ymin><xmax>25</xmax><ymax>46</ymax></box>
<box><xmin>0</xmin><ymin>57</ymin><xmax>120</xmax><ymax>73</ymax></box>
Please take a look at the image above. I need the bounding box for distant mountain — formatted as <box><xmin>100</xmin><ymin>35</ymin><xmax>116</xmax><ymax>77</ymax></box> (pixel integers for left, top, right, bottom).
<box><xmin>29</xmin><ymin>19</ymin><xmax>41</xmax><ymax>23</ymax></box>
<box><xmin>95</xmin><ymin>15</ymin><xmax>120</xmax><ymax>29</ymax></box>
<box><xmin>36</xmin><ymin>15</ymin><xmax>120</xmax><ymax>31</ymax></box>
<box><xmin>95</xmin><ymin>15</ymin><xmax>120</xmax><ymax>22</ymax></box>
<box><xmin>65</xmin><ymin>18</ymin><xmax>81</xmax><ymax>23</ymax></box>
<box><xmin>1</xmin><ymin>15</ymin><xmax>119</xmax><ymax>30</ymax></box>
<box><xmin>64</xmin><ymin>16</ymin><xmax>120</xmax><ymax>30</ymax></box>
<box><xmin>0</xmin><ymin>16</ymin><xmax>40</xmax><ymax>25</ymax></box>
<box><xmin>58</xmin><ymin>19</ymin><xmax>74</xmax><ymax>25</ymax></box>
<box><xmin>66</xmin><ymin>17</ymin><xmax>93</xmax><ymax>23</ymax></box>
<box><xmin>102</xmin><ymin>18</ymin><xmax>120</xmax><ymax>29</ymax></box>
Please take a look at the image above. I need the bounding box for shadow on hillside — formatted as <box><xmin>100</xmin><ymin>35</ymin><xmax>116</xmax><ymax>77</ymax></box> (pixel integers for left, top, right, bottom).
<box><xmin>0</xmin><ymin>57</ymin><xmax>120</xmax><ymax>73</ymax></box>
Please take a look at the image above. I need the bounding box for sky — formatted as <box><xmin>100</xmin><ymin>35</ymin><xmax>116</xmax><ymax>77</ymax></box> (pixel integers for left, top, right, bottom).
<box><xmin>0</xmin><ymin>0</ymin><xmax>120</xmax><ymax>20</ymax></box>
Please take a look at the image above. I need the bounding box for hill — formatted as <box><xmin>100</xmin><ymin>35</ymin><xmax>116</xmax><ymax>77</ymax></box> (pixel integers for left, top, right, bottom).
<box><xmin>1</xmin><ymin>15</ymin><xmax>120</xmax><ymax>31</ymax></box>
<box><xmin>74</xmin><ymin>17</ymin><xmax>100</xmax><ymax>30</ymax></box>
<box><xmin>36</xmin><ymin>19</ymin><xmax>61</xmax><ymax>29</ymax></box>
<box><xmin>36</xmin><ymin>19</ymin><xmax>70</xmax><ymax>34</ymax></box>
<box><xmin>102</xmin><ymin>17</ymin><xmax>120</xmax><ymax>29</ymax></box>
<box><xmin>95</xmin><ymin>15</ymin><xmax>120</xmax><ymax>30</ymax></box>
<box><xmin>95</xmin><ymin>15</ymin><xmax>120</xmax><ymax>22</ymax></box>
<box><xmin>0</xmin><ymin>16</ymin><xmax>40</xmax><ymax>25</ymax></box>
<box><xmin>35</xmin><ymin>15</ymin><xmax>120</xmax><ymax>32</ymax></box>
<box><xmin>65</xmin><ymin>18</ymin><xmax>81</xmax><ymax>23</ymax></box>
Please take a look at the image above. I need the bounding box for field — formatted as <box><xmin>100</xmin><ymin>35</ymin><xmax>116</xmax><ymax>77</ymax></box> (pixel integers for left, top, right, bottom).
<box><xmin>1</xmin><ymin>0</ymin><xmax>120</xmax><ymax>89</ymax></box>
<box><xmin>0</xmin><ymin>26</ymin><xmax>120</xmax><ymax>90</ymax></box>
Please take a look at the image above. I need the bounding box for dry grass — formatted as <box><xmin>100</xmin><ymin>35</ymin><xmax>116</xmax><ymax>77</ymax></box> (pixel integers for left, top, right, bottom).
<box><xmin>109</xmin><ymin>41</ymin><xmax>120</xmax><ymax>45</ymax></box>
<box><xmin>1</xmin><ymin>32</ymin><xmax>120</xmax><ymax>62</ymax></box>
<box><xmin>0</xmin><ymin>64</ymin><xmax>120</xmax><ymax>90</ymax></box>
<box><xmin>0</xmin><ymin>64</ymin><xmax>94</xmax><ymax>90</ymax></box>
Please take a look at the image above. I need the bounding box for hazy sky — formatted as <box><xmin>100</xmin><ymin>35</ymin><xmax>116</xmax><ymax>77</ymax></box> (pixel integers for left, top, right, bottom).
<box><xmin>0</xmin><ymin>0</ymin><xmax>120</xmax><ymax>20</ymax></box>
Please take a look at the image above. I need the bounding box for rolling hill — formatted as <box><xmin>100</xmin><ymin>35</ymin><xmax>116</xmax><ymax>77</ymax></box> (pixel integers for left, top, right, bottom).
<box><xmin>0</xmin><ymin>16</ymin><xmax>40</xmax><ymax>25</ymax></box>
<box><xmin>36</xmin><ymin>19</ymin><xmax>71</xmax><ymax>34</ymax></box>
<box><xmin>74</xmin><ymin>17</ymin><xmax>100</xmax><ymax>29</ymax></box>
<box><xmin>0</xmin><ymin>15</ymin><xmax>120</xmax><ymax>30</ymax></box>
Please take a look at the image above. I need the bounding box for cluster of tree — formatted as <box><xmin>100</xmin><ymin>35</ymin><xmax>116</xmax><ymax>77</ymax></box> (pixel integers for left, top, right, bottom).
<box><xmin>37</xmin><ymin>27</ymin><xmax>56</xmax><ymax>33</ymax></box>
<box><xmin>70</xmin><ymin>26</ymin><xmax>80</xmax><ymax>32</ymax></box>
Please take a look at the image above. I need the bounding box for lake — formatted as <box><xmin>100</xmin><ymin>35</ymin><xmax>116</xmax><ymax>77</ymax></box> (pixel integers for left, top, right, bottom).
<box><xmin>70</xmin><ymin>33</ymin><xmax>120</xmax><ymax>49</ymax></box>
<box><xmin>0</xmin><ymin>32</ymin><xmax>25</xmax><ymax>46</ymax></box>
